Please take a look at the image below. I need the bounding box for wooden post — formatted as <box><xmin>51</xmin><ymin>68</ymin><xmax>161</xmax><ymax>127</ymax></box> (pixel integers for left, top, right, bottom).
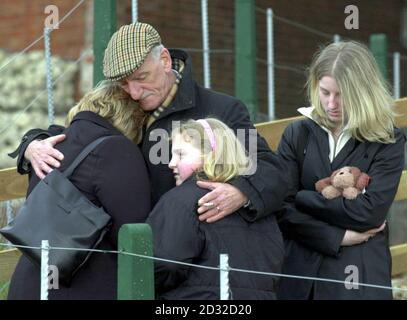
<box><xmin>117</xmin><ymin>224</ymin><xmax>154</xmax><ymax>300</ymax></box>
<box><xmin>0</xmin><ymin>168</ymin><xmax>28</xmax><ymax>201</ymax></box>
<box><xmin>93</xmin><ymin>0</ymin><xmax>117</xmax><ymax>86</ymax></box>
<box><xmin>235</xmin><ymin>0</ymin><xmax>258</xmax><ymax>122</ymax></box>
<box><xmin>391</xmin><ymin>243</ymin><xmax>407</xmax><ymax>276</ymax></box>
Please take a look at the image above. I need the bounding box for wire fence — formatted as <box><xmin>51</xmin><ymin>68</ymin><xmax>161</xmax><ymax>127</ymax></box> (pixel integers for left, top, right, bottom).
<box><xmin>0</xmin><ymin>0</ymin><xmax>88</xmax><ymax>170</ymax></box>
<box><xmin>1</xmin><ymin>1</ymin><xmax>406</xmax><ymax>133</ymax></box>
<box><xmin>0</xmin><ymin>51</ymin><xmax>88</xmax><ymax>136</ymax></box>
<box><xmin>0</xmin><ymin>0</ymin><xmax>86</xmax><ymax>76</ymax></box>
<box><xmin>1</xmin><ymin>241</ymin><xmax>406</xmax><ymax>297</ymax></box>
<box><xmin>254</xmin><ymin>5</ymin><xmax>407</xmax><ymax>120</ymax></box>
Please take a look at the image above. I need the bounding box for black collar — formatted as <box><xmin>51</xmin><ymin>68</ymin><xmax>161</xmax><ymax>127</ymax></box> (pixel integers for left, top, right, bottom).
<box><xmin>70</xmin><ymin>111</ymin><xmax>123</xmax><ymax>136</ymax></box>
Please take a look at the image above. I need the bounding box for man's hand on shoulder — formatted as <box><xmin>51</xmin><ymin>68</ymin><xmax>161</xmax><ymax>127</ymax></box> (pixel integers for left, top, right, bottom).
<box><xmin>24</xmin><ymin>134</ymin><xmax>66</xmax><ymax>179</ymax></box>
<box><xmin>196</xmin><ymin>181</ymin><xmax>248</xmax><ymax>223</ymax></box>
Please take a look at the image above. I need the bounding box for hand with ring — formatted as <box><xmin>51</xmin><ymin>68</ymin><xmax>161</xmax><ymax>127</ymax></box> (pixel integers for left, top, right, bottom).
<box><xmin>196</xmin><ymin>181</ymin><xmax>248</xmax><ymax>223</ymax></box>
<box><xmin>202</xmin><ymin>202</ymin><xmax>220</xmax><ymax>213</ymax></box>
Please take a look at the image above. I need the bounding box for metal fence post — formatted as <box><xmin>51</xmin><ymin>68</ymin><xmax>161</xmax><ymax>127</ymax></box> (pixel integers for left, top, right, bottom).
<box><xmin>219</xmin><ymin>253</ymin><xmax>230</xmax><ymax>300</ymax></box>
<box><xmin>132</xmin><ymin>0</ymin><xmax>138</xmax><ymax>23</ymax></box>
<box><xmin>333</xmin><ymin>34</ymin><xmax>341</xmax><ymax>43</ymax></box>
<box><xmin>117</xmin><ymin>223</ymin><xmax>154</xmax><ymax>300</ymax></box>
<box><xmin>393</xmin><ymin>52</ymin><xmax>400</xmax><ymax>100</ymax></box>
<box><xmin>267</xmin><ymin>8</ymin><xmax>275</xmax><ymax>120</ymax></box>
<box><xmin>201</xmin><ymin>0</ymin><xmax>211</xmax><ymax>89</ymax></box>
<box><xmin>44</xmin><ymin>27</ymin><xmax>55</xmax><ymax>125</ymax></box>
<box><xmin>40</xmin><ymin>240</ymin><xmax>50</xmax><ymax>300</ymax></box>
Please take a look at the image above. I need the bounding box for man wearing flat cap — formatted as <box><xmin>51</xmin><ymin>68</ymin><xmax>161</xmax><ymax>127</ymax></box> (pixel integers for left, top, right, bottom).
<box><xmin>11</xmin><ymin>22</ymin><xmax>287</xmax><ymax>223</ymax></box>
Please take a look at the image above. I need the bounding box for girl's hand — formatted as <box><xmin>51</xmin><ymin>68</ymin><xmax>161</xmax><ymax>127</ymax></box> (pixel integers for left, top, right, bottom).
<box><xmin>341</xmin><ymin>222</ymin><xmax>386</xmax><ymax>246</ymax></box>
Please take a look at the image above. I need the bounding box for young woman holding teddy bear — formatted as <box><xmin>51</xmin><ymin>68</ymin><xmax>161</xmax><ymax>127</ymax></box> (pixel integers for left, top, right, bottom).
<box><xmin>276</xmin><ymin>41</ymin><xmax>405</xmax><ymax>300</ymax></box>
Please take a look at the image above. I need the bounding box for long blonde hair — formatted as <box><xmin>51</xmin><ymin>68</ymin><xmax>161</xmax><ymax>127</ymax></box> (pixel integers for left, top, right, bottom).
<box><xmin>307</xmin><ymin>41</ymin><xmax>395</xmax><ymax>143</ymax></box>
<box><xmin>172</xmin><ymin>118</ymin><xmax>251</xmax><ymax>183</ymax></box>
<box><xmin>66</xmin><ymin>81</ymin><xmax>146</xmax><ymax>143</ymax></box>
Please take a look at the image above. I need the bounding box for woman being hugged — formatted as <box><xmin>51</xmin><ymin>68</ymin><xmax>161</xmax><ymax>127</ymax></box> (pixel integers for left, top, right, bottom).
<box><xmin>147</xmin><ymin>118</ymin><xmax>284</xmax><ymax>300</ymax></box>
<box><xmin>8</xmin><ymin>81</ymin><xmax>151</xmax><ymax>300</ymax></box>
<box><xmin>277</xmin><ymin>41</ymin><xmax>405</xmax><ymax>300</ymax></box>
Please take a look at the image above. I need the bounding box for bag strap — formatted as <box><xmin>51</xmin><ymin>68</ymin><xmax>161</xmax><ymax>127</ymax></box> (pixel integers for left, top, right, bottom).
<box><xmin>63</xmin><ymin>136</ymin><xmax>115</xmax><ymax>177</ymax></box>
<box><xmin>295</xmin><ymin>120</ymin><xmax>310</xmax><ymax>176</ymax></box>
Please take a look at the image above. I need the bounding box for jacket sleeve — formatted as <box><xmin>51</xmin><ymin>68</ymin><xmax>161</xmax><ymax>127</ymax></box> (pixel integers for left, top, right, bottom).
<box><xmin>93</xmin><ymin>137</ymin><xmax>151</xmax><ymax>246</ymax></box>
<box><xmin>295</xmin><ymin>129</ymin><xmax>406</xmax><ymax>232</ymax></box>
<box><xmin>8</xmin><ymin>125</ymin><xmax>65</xmax><ymax>174</ymax></box>
<box><xmin>224</xmin><ymin>100</ymin><xmax>289</xmax><ymax>221</ymax></box>
<box><xmin>146</xmin><ymin>195</ymin><xmax>205</xmax><ymax>295</ymax></box>
<box><xmin>277</xmin><ymin>122</ymin><xmax>345</xmax><ymax>257</ymax></box>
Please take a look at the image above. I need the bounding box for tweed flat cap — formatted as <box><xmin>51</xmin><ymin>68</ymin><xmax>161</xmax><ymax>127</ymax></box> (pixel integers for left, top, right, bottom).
<box><xmin>103</xmin><ymin>22</ymin><xmax>162</xmax><ymax>81</ymax></box>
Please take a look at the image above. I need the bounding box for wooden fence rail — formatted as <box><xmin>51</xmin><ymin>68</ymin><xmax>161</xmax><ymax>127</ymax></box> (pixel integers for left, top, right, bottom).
<box><xmin>1</xmin><ymin>97</ymin><xmax>407</xmax><ymax>289</ymax></box>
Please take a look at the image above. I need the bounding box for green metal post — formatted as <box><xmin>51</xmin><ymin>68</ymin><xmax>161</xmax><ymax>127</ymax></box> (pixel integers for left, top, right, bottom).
<box><xmin>235</xmin><ymin>0</ymin><xmax>258</xmax><ymax>122</ymax></box>
<box><xmin>93</xmin><ymin>0</ymin><xmax>117</xmax><ymax>86</ymax></box>
<box><xmin>369</xmin><ymin>34</ymin><xmax>388</xmax><ymax>81</ymax></box>
<box><xmin>117</xmin><ymin>224</ymin><xmax>154</xmax><ymax>300</ymax></box>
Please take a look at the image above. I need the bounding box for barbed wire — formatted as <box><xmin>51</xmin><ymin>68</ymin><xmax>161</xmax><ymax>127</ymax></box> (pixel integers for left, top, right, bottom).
<box><xmin>0</xmin><ymin>0</ymin><xmax>87</xmax><ymax>76</ymax></box>
<box><xmin>256</xmin><ymin>6</ymin><xmax>333</xmax><ymax>40</ymax></box>
<box><xmin>177</xmin><ymin>48</ymin><xmax>234</xmax><ymax>54</ymax></box>
<box><xmin>0</xmin><ymin>51</ymin><xmax>88</xmax><ymax>136</ymax></box>
<box><xmin>176</xmin><ymin>51</ymin><xmax>308</xmax><ymax>76</ymax></box>
<box><xmin>54</xmin><ymin>0</ymin><xmax>87</xmax><ymax>29</ymax></box>
<box><xmin>187</xmin><ymin>6</ymin><xmax>407</xmax><ymax>80</ymax></box>
<box><xmin>256</xmin><ymin>58</ymin><xmax>306</xmax><ymax>76</ymax></box>
<box><xmin>1</xmin><ymin>242</ymin><xmax>406</xmax><ymax>293</ymax></box>
<box><xmin>1</xmin><ymin>2</ymin><xmax>403</xmax><ymax>89</ymax></box>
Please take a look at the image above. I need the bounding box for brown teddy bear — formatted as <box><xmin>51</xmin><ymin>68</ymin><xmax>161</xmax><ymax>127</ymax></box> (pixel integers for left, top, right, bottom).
<box><xmin>315</xmin><ymin>166</ymin><xmax>371</xmax><ymax>200</ymax></box>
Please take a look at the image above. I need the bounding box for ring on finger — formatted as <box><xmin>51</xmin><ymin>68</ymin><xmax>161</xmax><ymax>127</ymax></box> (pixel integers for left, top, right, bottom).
<box><xmin>203</xmin><ymin>202</ymin><xmax>215</xmax><ymax>207</ymax></box>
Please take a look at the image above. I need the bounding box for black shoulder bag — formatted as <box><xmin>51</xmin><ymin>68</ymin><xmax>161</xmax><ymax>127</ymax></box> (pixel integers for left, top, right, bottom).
<box><xmin>0</xmin><ymin>136</ymin><xmax>113</xmax><ymax>285</ymax></box>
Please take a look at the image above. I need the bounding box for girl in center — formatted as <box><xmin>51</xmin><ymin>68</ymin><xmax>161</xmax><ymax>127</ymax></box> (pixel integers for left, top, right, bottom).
<box><xmin>146</xmin><ymin>118</ymin><xmax>284</xmax><ymax>300</ymax></box>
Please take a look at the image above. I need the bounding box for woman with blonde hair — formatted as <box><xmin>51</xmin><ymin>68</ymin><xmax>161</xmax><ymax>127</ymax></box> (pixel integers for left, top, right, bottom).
<box><xmin>277</xmin><ymin>41</ymin><xmax>405</xmax><ymax>299</ymax></box>
<box><xmin>8</xmin><ymin>81</ymin><xmax>151</xmax><ymax>300</ymax></box>
<box><xmin>147</xmin><ymin>118</ymin><xmax>284</xmax><ymax>299</ymax></box>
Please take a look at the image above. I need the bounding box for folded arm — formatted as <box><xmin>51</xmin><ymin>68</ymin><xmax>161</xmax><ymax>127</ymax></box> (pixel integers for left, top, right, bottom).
<box><xmin>295</xmin><ymin>131</ymin><xmax>405</xmax><ymax>232</ymax></box>
<box><xmin>277</xmin><ymin>122</ymin><xmax>346</xmax><ymax>257</ymax></box>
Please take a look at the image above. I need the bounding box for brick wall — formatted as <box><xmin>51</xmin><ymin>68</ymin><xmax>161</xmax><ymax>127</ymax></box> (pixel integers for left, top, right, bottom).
<box><xmin>255</xmin><ymin>0</ymin><xmax>407</xmax><ymax>118</ymax></box>
<box><xmin>0</xmin><ymin>0</ymin><xmax>88</xmax><ymax>59</ymax></box>
<box><xmin>1</xmin><ymin>0</ymin><xmax>406</xmax><ymax>120</ymax></box>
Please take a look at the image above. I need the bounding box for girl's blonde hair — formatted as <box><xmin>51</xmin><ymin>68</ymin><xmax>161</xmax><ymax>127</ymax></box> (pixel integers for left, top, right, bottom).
<box><xmin>172</xmin><ymin>118</ymin><xmax>251</xmax><ymax>183</ymax></box>
<box><xmin>307</xmin><ymin>41</ymin><xmax>395</xmax><ymax>143</ymax></box>
<box><xmin>66</xmin><ymin>80</ymin><xmax>146</xmax><ymax>143</ymax></box>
